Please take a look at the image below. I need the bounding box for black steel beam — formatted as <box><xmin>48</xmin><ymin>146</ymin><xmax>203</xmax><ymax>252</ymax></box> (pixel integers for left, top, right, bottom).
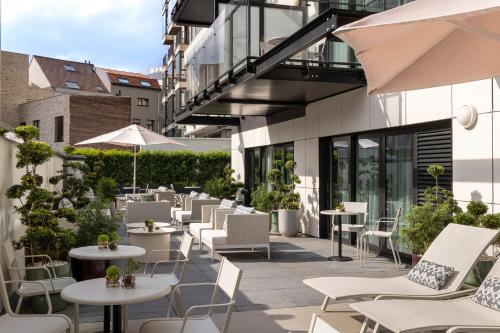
<box><xmin>218</xmin><ymin>98</ymin><xmax>306</xmax><ymax>107</ymax></box>
<box><xmin>176</xmin><ymin>115</ymin><xmax>240</xmax><ymax>126</ymax></box>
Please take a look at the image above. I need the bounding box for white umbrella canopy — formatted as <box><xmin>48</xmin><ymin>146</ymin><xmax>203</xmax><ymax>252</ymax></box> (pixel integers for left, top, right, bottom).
<box><xmin>334</xmin><ymin>0</ymin><xmax>500</xmax><ymax>94</ymax></box>
<box><xmin>75</xmin><ymin>124</ymin><xmax>186</xmax><ymax>193</ymax></box>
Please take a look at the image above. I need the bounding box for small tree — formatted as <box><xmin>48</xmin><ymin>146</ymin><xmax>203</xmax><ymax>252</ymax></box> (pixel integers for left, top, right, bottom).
<box><xmin>205</xmin><ymin>165</ymin><xmax>244</xmax><ymax>199</ymax></box>
<box><xmin>268</xmin><ymin>160</ymin><xmax>301</xmax><ymax>210</ymax></box>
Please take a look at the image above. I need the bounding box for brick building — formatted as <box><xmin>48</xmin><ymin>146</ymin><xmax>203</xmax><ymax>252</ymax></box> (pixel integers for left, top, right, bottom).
<box><xmin>0</xmin><ymin>51</ymin><xmax>29</xmax><ymax>127</ymax></box>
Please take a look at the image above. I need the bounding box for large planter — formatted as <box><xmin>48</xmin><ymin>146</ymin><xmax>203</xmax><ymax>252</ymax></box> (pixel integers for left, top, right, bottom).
<box><xmin>278</xmin><ymin>209</ymin><xmax>299</xmax><ymax>237</ymax></box>
<box><xmin>25</xmin><ymin>261</ymin><xmax>71</xmax><ymax>281</ymax></box>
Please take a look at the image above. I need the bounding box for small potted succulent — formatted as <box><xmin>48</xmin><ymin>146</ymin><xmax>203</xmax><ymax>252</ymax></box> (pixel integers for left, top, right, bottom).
<box><xmin>335</xmin><ymin>203</ymin><xmax>345</xmax><ymax>213</ymax></box>
<box><xmin>122</xmin><ymin>258</ymin><xmax>140</xmax><ymax>289</ymax></box>
<box><xmin>108</xmin><ymin>231</ymin><xmax>120</xmax><ymax>251</ymax></box>
<box><xmin>97</xmin><ymin>234</ymin><xmax>109</xmax><ymax>250</ymax></box>
<box><xmin>146</xmin><ymin>219</ymin><xmax>154</xmax><ymax>232</ymax></box>
<box><xmin>105</xmin><ymin>265</ymin><xmax>120</xmax><ymax>288</ymax></box>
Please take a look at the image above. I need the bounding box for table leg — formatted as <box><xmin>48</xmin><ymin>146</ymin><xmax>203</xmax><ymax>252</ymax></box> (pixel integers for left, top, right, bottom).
<box><xmin>103</xmin><ymin>260</ymin><xmax>111</xmax><ymax>333</ymax></box>
<box><xmin>75</xmin><ymin>303</ymin><xmax>80</xmax><ymax>333</ymax></box>
<box><xmin>113</xmin><ymin>305</ymin><xmax>122</xmax><ymax>333</ymax></box>
<box><xmin>328</xmin><ymin>215</ymin><xmax>353</xmax><ymax>262</ymax></box>
<box><xmin>337</xmin><ymin>215</ymin><xmax>343</xmax><ymax>257</ymax></box>
<box><xmin>123</xmin><ymin>304</ymin><xmax>128</xmax><ymax>333</ymax></box>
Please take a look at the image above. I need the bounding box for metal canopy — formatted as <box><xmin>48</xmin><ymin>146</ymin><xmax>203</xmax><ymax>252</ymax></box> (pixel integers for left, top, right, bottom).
<box><xmin>171</xmin><ymin>0</ymin><xmax>215</xmax><ymax>26</ymax></box>
<box><xmin>176</xmin><ymin>115</ymin><xmax>241</xmax><ymax>126</ymax></box>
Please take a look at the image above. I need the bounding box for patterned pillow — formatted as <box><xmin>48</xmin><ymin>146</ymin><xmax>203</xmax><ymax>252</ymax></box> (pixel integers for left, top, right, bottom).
<box><xmin>198</xmin><ymin>192</ymin><xmax>210</xmax><ymax>200</ymax></box>
<box><xmin>234</xmin><ymin>205</ymin><xmax>256</xmax><ymax>215</ymax></box>
<box><xmin>473</xmin><ymin>276</ymin><xmax>500</xmax><ymax>311</ymax></box>
<box><xmin>127</xmin><ymin>194</ymin><xmax>143</xmax><ymax>202</ymax></box>
<box><xmin>189</xmin><ymin>191</ymin><xmax>199</xmax><ymax>198</ymax></box>
<box><xmin>219</xmin><ymin>199</ymin><xmax>235</xmax><ymax>209</ymax></box>
<box><xmin>407</xmin><ymin>260</ymin><xmax>455</xmax><ymax>290</ymax></box>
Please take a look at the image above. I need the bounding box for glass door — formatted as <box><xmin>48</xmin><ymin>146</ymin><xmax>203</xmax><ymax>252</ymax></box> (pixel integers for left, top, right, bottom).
<box><xmin>356</xmin><ymin>135</ymin><xmax>381</xmax><ymax>246</ymax></box>
<box><xmin>331</xmin><ymin>137</ymin><xmax>350</xmax><ymax>206</ymax></box>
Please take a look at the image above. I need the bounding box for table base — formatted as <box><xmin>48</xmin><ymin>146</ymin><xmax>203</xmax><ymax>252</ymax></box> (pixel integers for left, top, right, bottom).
<box><xmin>328</xmin><ymin>256</ymin><xmax>353</xmax><ymax>262</ymax></box>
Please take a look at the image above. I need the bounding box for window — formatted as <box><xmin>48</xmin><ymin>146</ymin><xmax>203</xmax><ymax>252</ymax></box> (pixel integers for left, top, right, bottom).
<box><xmin>137</xmin><ymin>98</ymin><xmax>149</xmax><ymax>107</ymax></box>
<box><xmin>65</xmin><ymin>81</ymin><xmax>80</xmax><ymax>90</ymax></box>
<box><xmin>118</xmin><ymin>77</ymin><xmax>129</xmax><ymax>84</ymax></box>
<box><xmin>146</xmin><ymin>120</ymin><xmax>155</xmax><ymax>130</ymax></box>
<box><xmin>54</xmin><ymin>116</ymin><xmax>64</xmax><ymax>142</ymax></box>
<box><xmin>33</xmin><ymin>120</ymin><xmax>40</xmax><ymax>139</ymax></box>
<box><xmin>96</xmin><ymin>86</ymin><xmax>104</xmax><ymax>92</ymax></box>
<box><xmin>19</xmin><ymin>122</ymin><xmax>26</xmax><ymax>126</ymax></box>
<box><xmin>64</xmin><ymin>64</ymin><xmax>76</xmax><ymax>72</ymax></box>
<box><xmin>140</xmin><ymin>80</ymin><xmax>152</xmax><ymax>87</ymax></box>
<box><xmin>132</xmin><ymin>118</ymin><xmax>141</xmax><ymax>125</ymax></box>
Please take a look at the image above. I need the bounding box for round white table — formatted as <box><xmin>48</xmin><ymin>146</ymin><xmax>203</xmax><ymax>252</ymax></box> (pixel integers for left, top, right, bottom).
<box><xmin>128</xmin><ymin>228</ymin><xmax>177</xmax><ymax>264</ymax></box>
<box><xmin>125</xmin><ymin>222</ymin><xmax>171</xmax><ymax>229</ymax></box>
<box><xmin>62</xmin><ymin>277</ymin><xmax>171</xmax><ymax>333</ymax></box>
<box><xmin>320</xmin><ymin>210</ymin><xmax>365</xmax><ymax>262</ymax></box>
<box><xmin>68</xmin><ymin>245</ymin><xmax>146</xmax><ymax>333</ymax></box>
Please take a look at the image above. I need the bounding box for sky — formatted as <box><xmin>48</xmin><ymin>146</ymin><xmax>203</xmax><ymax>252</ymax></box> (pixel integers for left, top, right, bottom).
<box><xmin>1</xmin><ymin>0</ymin><xmax>165</xmax><ymax>74</ymax></box>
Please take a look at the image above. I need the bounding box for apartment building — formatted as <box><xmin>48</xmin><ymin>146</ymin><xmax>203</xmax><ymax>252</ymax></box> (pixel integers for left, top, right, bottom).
<box><xmin>162</xmin><ymin>0</ymin><xmax>232</xmax><ymax>138</ymax></box>
<box><xmin>97</xmin><ymin>68</ymin><xmax>163</xmax><ymax>133</ymax></box>
<box><xmin>166</xmin><ymin>0</ymin><xmax>500</xmax><ymax>260</ymax></box>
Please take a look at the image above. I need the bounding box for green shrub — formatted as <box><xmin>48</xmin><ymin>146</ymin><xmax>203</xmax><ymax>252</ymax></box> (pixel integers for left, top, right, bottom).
<box><xmin>250</xmin><ymin>184</ymin><xmax>273</xmax><ymax>213</ymax></box>
<box><xmin>478</xmin><ymin>214</ymin><xmax>500</xmax><ymax>229</ymax></box>
<box><xmin>106</xmin><ymin>265</ymin><xmax>120</xmax><ymax>278</ymax></box>
<box><xmin>453</xmin><ymin>212</ymin><xmax>478</xmax><ymax>226</ymax></box>
<box><xmin>268</xmin><ymin>160</ymin><xmax>301</xmax><ymax>210</ymax></box>
<box><xmin>205</xmin><ymin>166</ymin><xmax>244</xmax><ymax>199</ymax></box>
<box><xmin>75</xmin><ymin>200</ymin><xmax>119</xmax><ymax>247</ymax></box>
<box><xmin>70</xmin><ymin>148</ymin><xmax>230</xmax><ymax>187</ymax></box>
<box><xmin>96</xmin><ymin>177</ymin><xmax>118</xmax><ymax>203</ymax></box>
<box><xmin>467</xmin><ymin>201</ymin><xmax>489</xmax><ymax>217</ymax></box>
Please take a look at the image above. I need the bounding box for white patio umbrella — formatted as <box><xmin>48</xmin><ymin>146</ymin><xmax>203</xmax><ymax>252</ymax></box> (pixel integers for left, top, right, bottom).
<box><xmin>334</xmin><ymin>0</ymin><xmax>500</xmax><ymax>94</ymax></box>
<box><xmin>75</xmin><ymin>124</ymin><xmax>185</xmax><ymax>194</ymax></box>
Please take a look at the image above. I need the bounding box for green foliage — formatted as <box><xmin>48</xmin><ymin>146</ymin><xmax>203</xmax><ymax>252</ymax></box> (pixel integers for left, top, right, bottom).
<box><xmin>453</xmin><ymin>212</ymin><xmax>478</xmax><ymax>226</ymax></box>
<box><xmin>106</xmin><ymin>265</ymin><xmax>120</xmax><ymax>278</ymax></box>
<box><xmin>16</xmin><ymin>141</ymin><xmax>53</xmax><ymax>171</ymax></box>
<box><xmin>98</xmin><ymin>234</ymin><xmax>109</xmax><ymax>242</ymax></box>
<box><xmin>467</xmin><ymin>201</ymin><xmax>489</xmax><ymax>218</ymax></box>
<box><xmin>96</xmin><ymin>177</ymin><xmax>118</xmax><ymax>203</ymax></box>
<box><xmin>64</xmin><ymin>145</ymin><xmax>76</xmax><ymax>155</ymax></box>
<box><xmin>250</xmin><ymin>184</ymin><xmax>273</xmax><ymax>213</ymax></box>
<box><xmin>75</xmin><ymin>200</ymin><xmax>119</xmax><ymax>247</ymax></box>
<box><xmin>205</xmin><ymin>166</ymin><xmax>244</xmax><ymax>199</ymax></box>
<box><xmin>14</xmin><ymin>226</ymin><xmax>76</xmax><ymax>260</ymax></box>
<box><xmin>402</xmin><ymin>164</ymin><xmax>459</xmax><ymax>255</ymax></box>
<box><xmin>70</xmin><ymin>148</ymin><xmax>230</xmax><ymax>187</ymax></box>
<box><xmin>0</xmin><ymin>128</ymin><xmax>8</xmax><ymax>136</ymax></box>
<box><xmin>146</xmin><ymin>219</ymin><xmax>154</xmax><ymax>227</ymax></box>
<box><xmin>478</xmin><ymin>214</ymin><xmax>500</xmax><ymax>229</ymax></box>
<box><xmin>14</xmin><ymin>125</ymin><xmax>39</xmax><ymax>141</ymax></box>
<box><xmin>124</xmin><ymin>258</ymin><xmax>140</xmax><ymax>276</ymax></box>
<box><xmin>110</xmin><ymin>231</ymin><xmax>121</xmax><ymax>242</ymax></box>
<box><xmin>335</xmin><ymin>203</ymin><xmax>345</xmax><ymax>211</ymax></box>
<box><xmin>267</xmin><ymin>160</ymin><xmax>301</xmax><ymax>210</ymax></box>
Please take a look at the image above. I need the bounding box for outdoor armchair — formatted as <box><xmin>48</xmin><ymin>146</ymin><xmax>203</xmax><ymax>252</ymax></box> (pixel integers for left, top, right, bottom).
<box><xmin>0</xmin><ymin>262</ymin><xmax>73</xmax><ymax>333</ymax></box>
<box><xmin>200</xmin><ymin>210</ymin><xmax>270</xmax><ymax>261</ymax></box>
<box><xmin>303</xmin><ymin>224</ymin><xmax>499</xmax><ymax>311</ymax></box>
<box><xmin>352</xmin><ymin>257</ymin><xmax>500</xmax><ymax>333</ymax></box>
<box><xmin>151</xmin><ymin>189</ymin><xmax>175</xmax><ymax>203</ymax></box>
<box><xmin>3</xmin><ymin>239</ymin><xmax>76</xmax><ymax>314</ymax></box>
<box><xmin>140</xmin><ymin>257</ymin><xmax>243</xmax><ymax>333</ymax></box>
<box><xmin>174</xmin><ymin>197</ymin><xmax>220</xmax><ymax>230</ymax></box>
<box><xmin>126</xmin><ymin>201</ymin><xmax>171</xmax><ymax>224</ymax></box>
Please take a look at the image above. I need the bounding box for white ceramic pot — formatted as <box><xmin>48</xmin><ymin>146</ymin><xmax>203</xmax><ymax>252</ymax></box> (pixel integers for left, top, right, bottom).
<box><xmin>278</xmin><ymin>209</ymin><xmax>299</xmax><ymax>237</ymax></box>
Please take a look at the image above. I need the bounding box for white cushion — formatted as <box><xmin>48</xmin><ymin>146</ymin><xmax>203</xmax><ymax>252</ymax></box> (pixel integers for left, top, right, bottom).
<box><xmin>189</xmin><ymin>191</ymin><xmax>199</xmax><ymax>198</ymax></box>
<box><xmin>234</xmin><ymin>205</ymin><xmax>255</xmax><ymax>215</ymax></box>
<box><xmin>174</xmin><ymin>211</ymin><xmax>192</xmax><ymax>222</ymax></box>
<box><xmin>190</xmin><ymin>223</ymin><xmax>213</xmax><ymax>239</ymax></box>
<box><xmin>198</xmin><ymin>193</ymin><xmax>210</xmax><ymax>200</ymax></box>
<box><xmin>201</xmin><ymin>230</ymin><xmax>227</xmax><ymax>247</ymax></box>
<box><xmin>20</xmin><ymin>277</ymin><xmax>76</xmax><ymax>295</ymax></box>
<box><xmin>219</xmin><ymin>199</ymin><xmax>235</xmax><ymax>209</ymax></box>
<box><xmin>0</xmin><ymin>314</ymin><xmax>70</xmax><ymax>333</ymax></box>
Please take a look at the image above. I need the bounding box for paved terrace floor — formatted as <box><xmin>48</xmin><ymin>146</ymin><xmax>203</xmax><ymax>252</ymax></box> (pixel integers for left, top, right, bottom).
<box><xmin>62</xmin><ymin>233</ymin><xmax>408</xmax><ymax>333</ymax></box>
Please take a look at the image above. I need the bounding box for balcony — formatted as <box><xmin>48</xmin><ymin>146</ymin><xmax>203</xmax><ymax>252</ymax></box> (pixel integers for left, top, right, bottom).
<box><xmin>170</xmin><ymin>0</ymin><xmax>215</xmax><ymax>27</ymax></box>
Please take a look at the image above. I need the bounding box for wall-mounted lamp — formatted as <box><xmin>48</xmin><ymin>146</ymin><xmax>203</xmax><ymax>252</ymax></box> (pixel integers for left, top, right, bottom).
<box><xmin>456</xmin><ymin>105</ymin><xmax>478</xmax><ymax>129</ymax></box>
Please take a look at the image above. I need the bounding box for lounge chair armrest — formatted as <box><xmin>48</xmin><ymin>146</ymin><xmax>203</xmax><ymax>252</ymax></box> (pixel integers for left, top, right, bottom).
<box><xmin>375</xmin><ymin>289</ymin><xmax>477</xmax><ymax>301</ymax></box>
<box><xmin>447</xmin><ymin>326</ymin><xmax>500</xmax><ymax>333</ymax></box>
<box><xmin>4</xmin><ymin>280</ymin><xmax>52</xmax><ymax>314</ymax></box>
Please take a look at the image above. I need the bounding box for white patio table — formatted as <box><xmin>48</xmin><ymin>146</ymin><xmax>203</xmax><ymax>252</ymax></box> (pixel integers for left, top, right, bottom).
<box><xmin>68</xmin><ymin>245</ymin><xmax>146</xmax><ymax>333</ymax></box>
<box><xmin>62</xmin><ymin>277</ymin><xmax>171</xmax><ymax>333</ymax></box>
<box><xmin>320</xmin><ymin>210</ymin><xmax>365</xmax><ymax>262</ymax></box>
<box><xmin>128</xmin><ymin>227</ymin><xmax>177</xmax><ymax>264</ymax></box>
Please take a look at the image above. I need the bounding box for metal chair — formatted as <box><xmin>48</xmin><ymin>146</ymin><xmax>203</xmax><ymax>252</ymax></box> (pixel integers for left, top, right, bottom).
<box><xmin>331</xmin><ymin>201</ymin><xmax>368</xmax><ymax>259</ymax></box>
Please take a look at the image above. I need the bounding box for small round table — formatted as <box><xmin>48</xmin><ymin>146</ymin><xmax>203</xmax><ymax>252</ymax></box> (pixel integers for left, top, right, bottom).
<box><xmin>68</xmin><ymin>246</ymin><xmax>146</xmax><ymax>333</ymax></box>
<box><xmin>125</xmin><ymin>222</ymin><xmax>171</xmax><ymax>229</ymax></box>
<box><xmin>62</xmin><ymin>277</ymin><xmax>171</xmax><ymax>333</ymax></box>
<box><xmin>320</xmin><ymin>210</ymin><xmax>365</xmax><ymax>262</ymax></box>
<box><xmin>128</xmin><ymin>228</ymin><xmax>177</xmax><ymax>264</ymax></box>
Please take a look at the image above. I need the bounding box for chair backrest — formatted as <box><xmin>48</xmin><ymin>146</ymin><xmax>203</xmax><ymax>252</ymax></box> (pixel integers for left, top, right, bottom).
<box><xmin>172</xmin><ymin>233</ymin><xmax>194</xmax><ymax>282</ymax></box>
<box><xmin>343</xmin><ymin>201</ymin><xmax>368</xmax><ymax>214</ymax></box>
<box><xmin>3</xmin><ymin>239</ymin><xmax>21</xmax><ymax>281</ymax></box>
<box><xmin>308</xmin><ymin>314</ymin><xmax>340</xmax><ymax>333</ymax></box>
<box><xmin>126</xmin><ymin>201</ymin><xmax>171</xmax><ymax>223</ymax></box>
<box><xmin>387</xmin><ymin>207</ymin><xmax>403</xmax><ymax>235</ymax></box>
<box><xmin>155</xmin><ymin>190</ymin><xmax>175</xmax><ymax>203</ymax></box>
<box><xmin>214</xmin><ymin>257</ymin><xmax>243</xmax><ymax>301</ymax></box>
<box><xmin>421</xmin><ymin>224</ymin><xmax>499</xmax><ymax>293</ymax></box>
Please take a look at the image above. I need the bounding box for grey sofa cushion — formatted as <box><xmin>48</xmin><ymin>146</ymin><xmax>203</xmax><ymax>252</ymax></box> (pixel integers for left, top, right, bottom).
<box><xmin>407</xmin><ymin>260</ymin><xmax>454</xmax><ymax>290</ymax></box>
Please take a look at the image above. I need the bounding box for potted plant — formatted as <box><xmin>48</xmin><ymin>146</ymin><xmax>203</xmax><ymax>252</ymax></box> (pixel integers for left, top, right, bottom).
<box><xmin>205</xmin><ymin>165</ymin><xmax>245</xmax><ymax>200</ymax></box>
<box><xmin>122</xmin><ymin>258</ymin><xmax>140</xmax><ymax>289</ymax></box>
<box><xmin>146</xmin><ymin>219</ymin><xmax>154</xmax><ymax>232</ymax></box>
<box><xmin>268</xmin><ymin>160</ymin><xmax>301</xmax><ymax>237</ymax></box>
<box><xmin>401</xmin><ymin>164</ymin><xmax>460</xmax><ymax>266</ymax></box>
<box><xmin>335</xmin><ymin>203</ymin><xmax>345</xmax><ymax>213</ymax></box>
<box><xmin>105</xmin><ymin>265</ymin><xmax>121</xmax><ymax>288</ymax></box>
<box><xmin>108</xmin><ymin>231</ymin><xmax>120</xmax><ymax>251</ymax></box>
<box><xmin>97</xmin><ymin>234</ymin><xmax>109</xmax><ymax>250</ymax></box>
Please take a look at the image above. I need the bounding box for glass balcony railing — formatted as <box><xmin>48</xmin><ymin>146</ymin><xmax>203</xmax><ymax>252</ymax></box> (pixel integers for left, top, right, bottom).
<box><xmin>184</xmin><ymin>0</ymin><xmax>412</xmax><ymax>100</ymax></box>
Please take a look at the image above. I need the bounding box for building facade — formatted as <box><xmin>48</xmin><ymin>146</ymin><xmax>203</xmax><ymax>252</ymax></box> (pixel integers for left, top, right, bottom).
<box><xmin>0</xmin><ymin>51</ymin><xmax>29</xmax><ymax>128</ymax></box>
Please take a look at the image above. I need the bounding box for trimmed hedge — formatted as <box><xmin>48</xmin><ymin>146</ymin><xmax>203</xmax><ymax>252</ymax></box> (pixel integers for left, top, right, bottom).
<box><xmin>71</xmin><ymin>148</ymin><xmax>230</xmax><ymax>187</ymax></box>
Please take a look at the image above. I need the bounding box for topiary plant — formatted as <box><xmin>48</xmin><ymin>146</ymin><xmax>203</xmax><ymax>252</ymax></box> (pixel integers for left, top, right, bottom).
<box><xmin>467</xmin><ymin>201</ymin><xmax>489</xmax><ymax>218</ymax></box>
<box><xmin>96</xmin><ymin>177</ymin><xmax>118</xmax><ymax>203</ymax></box>
<box><xmin>267</xmin><ymin>160</ymin><xmax>301</xmax><ymax>210</ymax></box>
<box><xmin>205</xmin><ymin>165</ymin><xmax>244</xmax><ymax>199</ymax></box>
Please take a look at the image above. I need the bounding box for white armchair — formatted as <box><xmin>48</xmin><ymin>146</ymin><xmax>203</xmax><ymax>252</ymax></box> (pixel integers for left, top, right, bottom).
<box><xmin>201</xmin><ymin>210</ymin><xmax>270</xmax><ymax>261</ymax></box>
<box><xmin>190</xmin><ymin>202</ymin><xmax>237</xmax><ymax>251</ymax></box>
<box><xmin>175</xmin><ymin>198</ymin><xmax>220</xmax><ymax>229</ymax></box>
<box><xmin>126</xmin><ymin>201</ymin><xmax>171</xmax><ymax>224</ymax></box>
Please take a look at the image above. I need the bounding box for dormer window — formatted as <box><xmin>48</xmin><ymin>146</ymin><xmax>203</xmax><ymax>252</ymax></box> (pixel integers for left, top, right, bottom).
<box><xmin>64</xmin><ymin>64</ymin><xmax>76</xmax><ymax>72</ymax></box>
<box><xmin>140</xmin><ymin>80</ymin><xmax>152</xmax><ymax>87</ymax></box>
<box><xmin>118</xmin><ymin>78</ymin><xmax>129</xmax><ymax>84</ymax></box>
<box><xmin>65</xmin><ymin>81</ymin><xmax>80</xmax><ymax>89</ymax></box>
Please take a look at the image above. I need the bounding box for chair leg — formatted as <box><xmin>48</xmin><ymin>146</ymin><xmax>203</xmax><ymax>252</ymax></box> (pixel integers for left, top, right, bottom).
<box><xmin>388</xmin><ymin>238</ymin><xmax>399</xmax><ymax>270</ymax></box>
<box><xmin>359</xmin><ymin>318</ymin><xmax>370</xmax><ymax>333</ymax></box>
<box><xmin>331</xmin><ymin>226</ymin><xmax>335</xmax><ymax>257</ymax></box>
<box><xmin>356</xmin><ymin>233</ymin><xmax>360</xmax><ymax>260</ymax></box>
<box><xmin>15</xmin><ymin>295</ymin><xmax>23</xmax><ymax>314</ymax></box>
<box><xmin>321</xmin><ymin>296</ymin><xmax>330</xmax><ymax>312</ymax></box>
<box><xmin>373</xmin><ymin>322</ymin><xmax>381</xmax><ymax>333</ymax></box>
<box><xmin>267</xmin><ymin>245</ymin><xmax>271</xmax><ymax>261</ymax></box>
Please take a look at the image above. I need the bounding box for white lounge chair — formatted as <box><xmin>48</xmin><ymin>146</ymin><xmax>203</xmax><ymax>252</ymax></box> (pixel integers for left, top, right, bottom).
<box><xmin>352</xmin><ymin>257</ymin><xmax>500</xmax><ymax>333</ymax></box>
<box><xmin>140</xmin><ymin>257</ymin><xmax>243</xmax><ymax>333</ymax></box>
<box><xmin>303</xmin><ymin>224</ymin><xmax>499</xmax><ymax>311</ymax></box>
<box><xmin>126</xmin><ymin>201</ymin><xmax>171</xmax><ymax>225</ymax></box>
<box><xmin>309</xmin><ymin>314</ymin><xmax>340</xmax><ymax>333</ymax></box>
<box><xmin>174</xmin><ymin>197</ymin><xmax>220</xmax><ymax>230</ymax></box>
<box><xmin>0</xmin><ymin>261</ymin><xmax>73</xmax><ymax>333</ymax></box>
<box><xmin>332</xmin><ymin>201</ymin><xmax>368</xmax><ymax>259</ymax></box>
<box><xmin>201</xmin><ymin>209</ymin><xmax>270</xmax><ymax>261</ymax></box>
<box><xmin>3</xmin><ymin>239</ymin><xmax>76</xmax><ymax>313</ymax></box>
<box><xmin>360</xmin><ymin>207</ymin><xmax>402</xmax><ymax>269</ymax></box>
